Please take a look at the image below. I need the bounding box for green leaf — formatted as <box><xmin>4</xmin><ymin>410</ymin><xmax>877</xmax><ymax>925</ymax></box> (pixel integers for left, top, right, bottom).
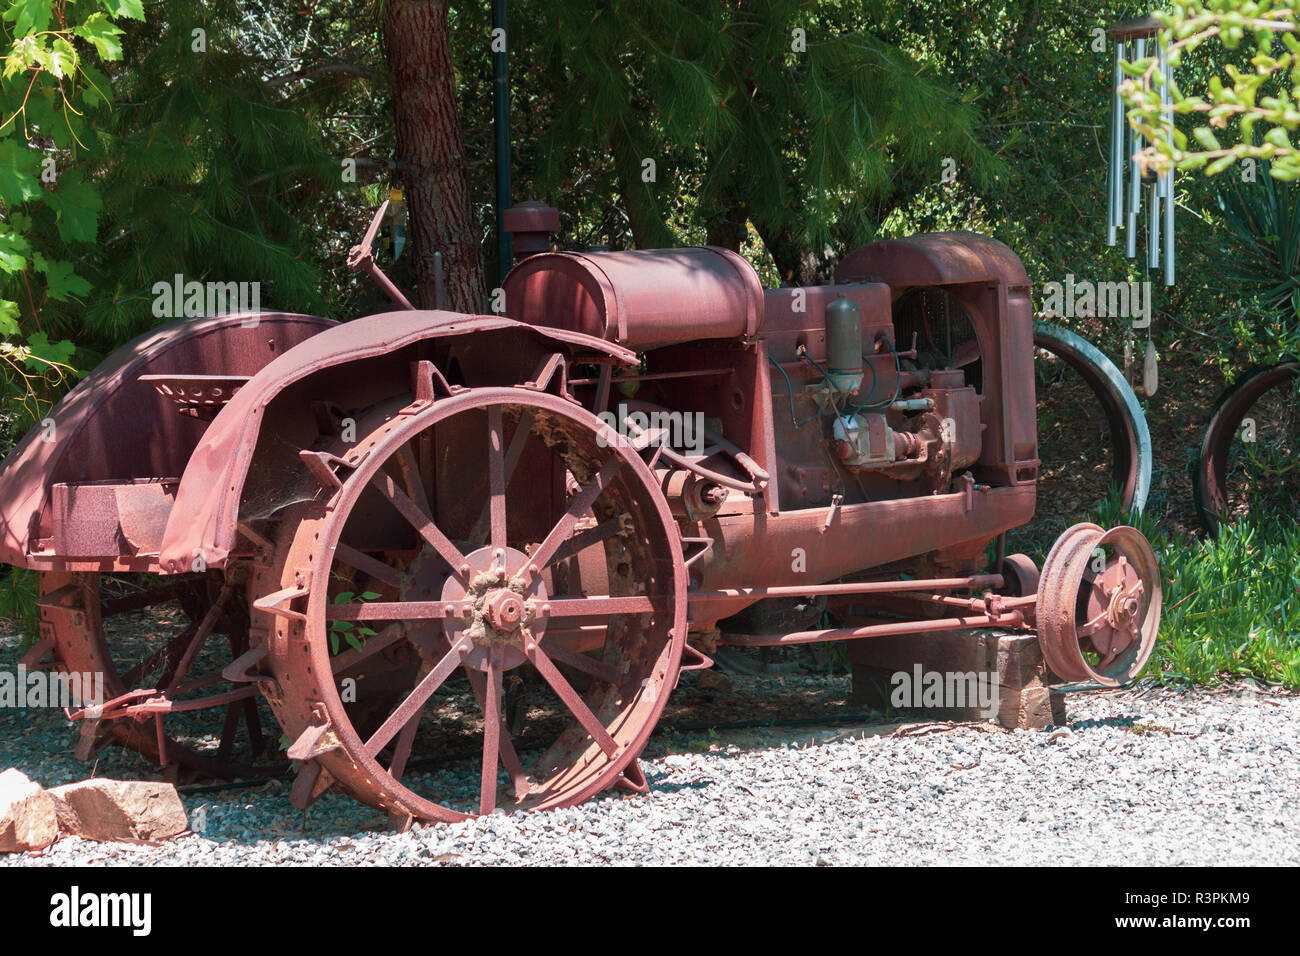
<box><xmin>23</xmin><ymin>331</ymin><xmax>75</xmax><ymax>368</ymax></box>
<box><xmin>1266</xmin><ymin>127</ymin><xmax>1292</xmax><ymax>151</ymax></box>
<box><xmin>333</xmin><ymin>590</ymin><xmax>355</xmax><ymax>604</ymax></box>
<box><xmin>48</xmin><ymin>37</ymin><xmax>78</xmax><ymax>79</ymax></box>
<box><xmin>0</xmin><ymin>139</ymin><xmax>43</xmax><ymax>205</ymax></box>
<box><xmin>359</xmin><ymin>591</ymin><xmax>381</xmax><ymax>601</ymax></box>
<box><xmin>74</xmin><ymin>13</ymin><xmax>124</xmax><ymax>61</ymax></box>
<box><xmin>0</xmin><ymin>230</ymin><xmax>31</xmax><ymax>273</ymax></box>
<box><xmin>1193</xmin><ymin>127</ymin><xmax>1222</xmax><ymax>150</ymax></box>
<box><xmin>35</xmin><ymin>257</ymin><xmax>91</xmax><ymax>301</ymax></box>
<box><xmin>344</xmin><ymin>632</ymin><xmax>364</xmax><ymax>652</ymax></box>
<box><xmin>77</xmin><ymin>61</ymin><xmax>111</xmax><ymax>107</ymax></box>
<box><xmin>0</xmin><ymin>299</ymin><xmax>19</xmax><ymax>337</ymax></box>
<box><xmin>1206</xmin><ymin>155</ymin><xmax>1238</xmax><ymax>177</ymax></box>
<box><xmin>46</xmin><ymin>172</ymin><xmax>101</xmax><ymax>243</ymax></box>
<box><xmin>107</xmin><ymin>0</ymin><xmax>145</xmax><ymax>21</ymax></box>
<box><xmin>2</xmin><ymin>0</ymin><xmax>53</xmax><ymax>36</ymax></box>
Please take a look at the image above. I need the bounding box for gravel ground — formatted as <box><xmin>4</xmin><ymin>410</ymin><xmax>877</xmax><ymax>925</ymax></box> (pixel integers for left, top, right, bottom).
<box><xmin>1</xmin><ymin>666</ymin><xmax>1295</xmax><ymax>866</ymax></box>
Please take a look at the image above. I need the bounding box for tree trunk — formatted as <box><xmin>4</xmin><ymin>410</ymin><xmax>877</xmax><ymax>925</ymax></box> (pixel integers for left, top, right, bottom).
<box><xmin>703</xmin><ymin>198</ymin><xmax>750</xmax><ymax>251</ymax></box>
<box><xmin>382</xmin><ymin>0</ymin><xmax>485</xmax><ymax>312</ymax></box>
<box><xmin>610</xmin><ymin>130</ymin><xmax>676</xmax><ymax>249</ymax></box>
<box><xmin>756</xmin><ymin>220</ymin><xmax>832</xmax><ymax>287</ymax></box>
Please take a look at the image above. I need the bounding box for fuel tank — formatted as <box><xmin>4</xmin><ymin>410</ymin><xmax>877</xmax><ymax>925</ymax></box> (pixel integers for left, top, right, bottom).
<box><xmin>503</xmin><ymin>246</ymin><xmax>763</xmax><ymax>349</ymax></box>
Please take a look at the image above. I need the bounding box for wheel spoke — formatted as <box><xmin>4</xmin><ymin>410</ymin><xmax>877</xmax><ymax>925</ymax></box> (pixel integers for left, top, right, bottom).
<box><xmin>100</xmin><ymin>582</ymin><xmax>190</xmax><ymax>618</ymax></box>
<box><xmin>365</xmin><ymin>637</ymin><xmax>469</xmax><ymax>756</ymax></box>
<box><xmin>541</xmin><ymin>642</ymin><xmax>621</xmax><ymax>686</ymax></box>
<box><xmin>394</xmin><ymin>443</ymin><xmax>433</xmax><ymax>519</ymax></box>
<box><xmin>388</xmin><ymin>703</ymin><xmax>424</xmax><ymax>781</ymax></box>
<box><xmin>121</xmin><ymin>623</ymin><xmax>200</xmax><ymax>688</ymax></box>
<box><xmin>466</xmin><ymin>668</ymin><xmax>530</xmax><ymax>799</ymax></box>
<box><xmin>1076</xmin><ymin>610</ymin><xmax>1110</xmax><ymax>638</ymax></box>
<box><xmin>545</xmin><ymin>595</ymin><xmax>656</xmax><ymax>618</ymax></box>
<box><xmin>525</xmin><ymin>456</ymin><xmax>624</xmax><ymax>579</ymax></box>
<box><xmin>368</xmin><ymin>470</ymin><xmax>468</xmax><ymax>583</ymax></box>
<box><xmin>468</xmin><ymin>409</ymin><xmax>535</xmax><ymax>548</ymax></box>
<box><xmin>326</xmin><ymin>600</ymin><xmax>467</xmax><ymax>621</ymax></box>
<box><xmin>479</xmin><ymin>647</ymin><xmax>503</xmax><ymax>815</ymax></box>
<box><xmin>163</xmin><ymin>585</ymin><xmax>233</xmax><ymax>695</ymax></box>
<box><xmin>334</xmin><ymin>543</ymin><xmax>403</xmax><ymax>591</ymax></box>
<box><xmin>549</xmin><ymin>515</ymin><xmax>628</xmax><ymax>566</ymax></box>
<box><xmin>523</xmin><ymin>633</ymin><xmax>619</xmax><ymax>758</ymax></box>
<box><xmin>487</xmin><ymin>405</ymin><xmax>508</xmax><ymax>551</ymax></box>
<box><xmin>330</xmin><ymin>622</ymin><xmax>407</xmax><ymax>675</ymax></box>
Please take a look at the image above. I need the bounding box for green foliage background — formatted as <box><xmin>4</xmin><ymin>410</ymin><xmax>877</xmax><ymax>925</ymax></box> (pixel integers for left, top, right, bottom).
<box><xmin>0</xmin><ymin>0</ymin><xmax>1296</xmax><ymax>687</ymax></box>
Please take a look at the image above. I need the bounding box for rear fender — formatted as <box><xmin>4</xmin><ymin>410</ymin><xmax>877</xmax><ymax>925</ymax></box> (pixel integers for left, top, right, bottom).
<box><xmin>0</xmin><ymin>312</ymin><xmax>334</xmax><ymax>570</ymax></box>
<box><xmin>158</xmin><ymin>311</ymin><xmax>637</xmax><ymax>573</ymax></box>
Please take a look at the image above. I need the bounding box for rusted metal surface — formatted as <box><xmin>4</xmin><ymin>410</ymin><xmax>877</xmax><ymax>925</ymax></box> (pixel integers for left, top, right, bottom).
<box><xmin>346</xmin><ymin>200</ymin><xmax>417</xmax><ymax>311</ymax></box>
<box><xmin>502</xmin><ymin>246</ymin><xmax>763</xmax><ymax>348</ymax></box>
<box><xmin>156</xmin><ymin>313</ymin><xmax>636</xmax><ymax>574</ymax></box>
<box><xmin>1194</xmin><ymin>358</ymin><xmax>1300</xmax><ymax>535</ymax></box>
<box><xmin>38</xmin><ymin>570</ymin><xmax>270</xmax><ymax>776</ymax></box>
<box><xmin>1033</xmin><ymin>320</ymin><xmax>1151</xmax><ymax>515</ymax></box>
<box><xmin>503</xmin><ymin>200</ymin><xmax>560</xmax><ymax>261</ymax></box>
<box><xmin>0</xmin><ymin>208</ymin><xmax>1164</xmax><ymax>817</ymax></box>
<box><xmin>251</xmin><ymin>387</ymin><xmax>685</xmax><ymax>820</ymax></box>
<box><xmin>0</xmin><ymin>312</ymin><xmax>334</xmax><ymax>571</ymax></box>
<box><xmin>1037</xmin><ymin>523</ymin><xmax>1161</xmax><ymax>686</ymax></box>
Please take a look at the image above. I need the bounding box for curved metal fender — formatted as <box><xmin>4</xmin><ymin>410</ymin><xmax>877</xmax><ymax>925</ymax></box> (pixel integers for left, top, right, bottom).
<box><xmin>0</xmin><ymin>312</ymin><xmax>334</xmax><ymax>569</ymax></box>
<box><xmin>1032</xmin><ymin>320</ymin><xmax>1152</xmax><ymax>515</ymax></box>
<box><xmin>157</xmin><ymin>310</ymin><xmax>637</xmax><ymax>573</ymax></box>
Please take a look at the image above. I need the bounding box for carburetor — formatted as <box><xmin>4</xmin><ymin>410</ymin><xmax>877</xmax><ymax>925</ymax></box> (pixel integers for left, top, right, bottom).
<box><xmin>808</xmin><ymin>296</ymin><xmax>982</xmax><ymax>482</ymax></box>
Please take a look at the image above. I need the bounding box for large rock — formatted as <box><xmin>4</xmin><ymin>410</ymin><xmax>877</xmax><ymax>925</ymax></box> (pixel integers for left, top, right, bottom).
<box><xmin>0</xmin><ymin>768</ymin><xmax>59</xmax><ymax>853</ymax></box>
<box><xmin>47</xmin><ymin>778</ymin><xmax>188</xmax><ymax>843</ymax></box>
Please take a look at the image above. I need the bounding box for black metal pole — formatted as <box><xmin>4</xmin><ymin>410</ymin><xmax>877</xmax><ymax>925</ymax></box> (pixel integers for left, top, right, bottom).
<box><xmin>492</xmin><ymin>0</ymin><xmax>512</xmax><ymax>283</ymax></box>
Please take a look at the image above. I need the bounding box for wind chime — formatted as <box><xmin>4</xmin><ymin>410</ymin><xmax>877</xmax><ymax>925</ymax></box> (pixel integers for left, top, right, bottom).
<box><xmin>1105</xmin><ymin>14</ymin><xmax>1174</xmax><ymax>396</ymax></box>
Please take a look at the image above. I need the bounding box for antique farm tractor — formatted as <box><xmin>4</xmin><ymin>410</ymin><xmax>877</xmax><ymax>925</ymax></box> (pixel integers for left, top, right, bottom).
<box><xmin>0</xmin><ymin>206</ymin><xmax>1163</xmax><ymax>823</ymax></box>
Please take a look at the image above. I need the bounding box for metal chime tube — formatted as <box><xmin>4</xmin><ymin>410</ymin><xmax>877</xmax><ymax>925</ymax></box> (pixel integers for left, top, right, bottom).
<box><xmin>1148</xmin><ymin>39</ymin><xmax>1163</xmax><ymax>273</ymax></box>
<box><xmin>1108</xmin><ymin>40</ymin><xmax>1125</xmax><ymax>244</ymax></box>
<box><xmin>1163</xmin><ymin>43</ymin><xmax>1176</xmax><ymax>285</ymax></box>
<box><xmin>1127</xmin><ymin>38</ymin><xmax>1146</xmax><ymax>259</ymax></box>
<box><xmin>1148</xmin><ymin>182</ymin><xmax>1161</xmax><ymax>269</ymax></box>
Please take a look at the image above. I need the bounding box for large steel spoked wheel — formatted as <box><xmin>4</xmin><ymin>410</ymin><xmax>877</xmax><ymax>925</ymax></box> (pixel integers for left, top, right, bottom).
<box><xmin>1036</xmin><ymin>522</ymin><xmax>1162</xmax><ymax>686</ymax></box>
<box><xmin>257</xmin><ymin>387</ymin><xmax>687</xmax><ymax>822</ymax></box>
<box><xmin>1193</xmin><ymin>358</ymin><xmax>1300</xmax><ymax>535</ymax></box>
<box><xmin>1032</xmin><ymin>322</ymin><xmax>1152</xmax><ymax>515</ymax></box>
<box><xmin>37</xmin><ymin>570</ymin><xmax>268</xmax><ymax>776</ymax></box>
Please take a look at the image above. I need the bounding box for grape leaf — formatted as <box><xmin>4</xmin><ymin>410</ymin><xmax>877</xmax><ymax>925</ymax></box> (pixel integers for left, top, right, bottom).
<box><xmin>23</xmin><ymin>331</ymin><xmax>76</xmax><ymax>369</ymax></box>
<box><xmin>2</xmin><ymin>0</ymin><xmax>54</xmax><ymax>36</ymax></box>
<box><xmin>0</xmin><ymin>300</ymin><xmax>19</xmax><ymax>337</ymax></box>
<box><xmin>47</xmin><ymin>172</ymin><xmax>101</xmax><ymax>243</ymax></box>
<box><xmin>35</xmin><ymin>257</ymin><xmax>92</xmax><ymax>301</ymax></box>
<box><xmin>0</xmin><ymin>230</ymin><xmax>31</xmax><ymax>273</ymax></box>
<box><xmin>73</xmin><ymin>13</ymin><xmax>125</xmax><ymax>61</ymax></box>
<box><xmin>0</xmin><ymin>140</ymin><xmax>43</xmax><ymax>205</ymax></box>
<box><xmin>108</xmin><ymin>0</ymin><xmax>145</xmax><ymax>21</ymax></box>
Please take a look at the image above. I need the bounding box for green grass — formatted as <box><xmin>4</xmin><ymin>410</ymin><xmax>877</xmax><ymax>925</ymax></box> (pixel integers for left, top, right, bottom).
<box><xmin>1093</xmin><ymin>492</ymin><xmax>1300</xmax><ymax>690</ymax></box>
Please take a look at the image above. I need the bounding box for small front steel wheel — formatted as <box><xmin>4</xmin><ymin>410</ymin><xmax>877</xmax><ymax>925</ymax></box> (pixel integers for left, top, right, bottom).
<box><xmin>1037</xmin><ymin>523</ymin><xmax>1161</xmax><ymax>686</ymax></box>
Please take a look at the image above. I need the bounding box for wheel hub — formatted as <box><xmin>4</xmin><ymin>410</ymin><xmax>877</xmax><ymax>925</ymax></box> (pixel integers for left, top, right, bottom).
<box><xmin>442</xmin><ymin>546</ymin><xmax>548</xmax><ymax>671</ymax></box>
<box><xmin>483</xmin><ymin>588</ymin><xmax>526</xmax><ymax>631</ymax></box>
<box><xmin>1086</xmin><ymin>557</ymin><xmax>1144</xmax><ymax>660</ymax></box>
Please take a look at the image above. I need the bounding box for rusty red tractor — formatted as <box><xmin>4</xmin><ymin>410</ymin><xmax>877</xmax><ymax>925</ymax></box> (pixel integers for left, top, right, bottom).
<box><xmin>0</xmin><ymin>207</ymin><xmax>1162</xmax><ymax>824</ymax></box>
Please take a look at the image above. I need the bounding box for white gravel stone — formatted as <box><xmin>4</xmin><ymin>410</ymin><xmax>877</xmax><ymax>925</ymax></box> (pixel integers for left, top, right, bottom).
<box><xmin>0</xmin><ymin>672</ymin><xmax>1296</xmax><ymax>865</ymax></box>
